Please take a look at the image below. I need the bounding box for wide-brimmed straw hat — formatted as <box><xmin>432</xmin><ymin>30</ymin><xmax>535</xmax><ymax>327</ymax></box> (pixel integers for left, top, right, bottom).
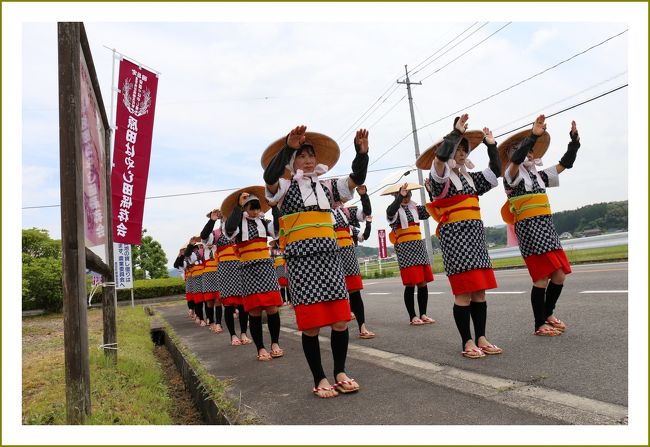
<box><xmin>380</xmin><ymin>182</ymin><xmax>423</xmax><ymax>196</ymax></box>
<box><xmin>497</xmin><ymin>129</ymin><xmax>551</xmax><ymax>176</ymax></box>
<box><xmin>221</xmin><ymin>185</ymin><xmax>270</xmax><ymax>219</ymax></box>
<box><xmin>260</xmin><ymin>131</ymin><xmax>340</xmax><ymax>179</ymax></box>
<box><xmin>415</xmin><ymin>130</ymin><xmax>485</xmax><ymax>170</ymax></box>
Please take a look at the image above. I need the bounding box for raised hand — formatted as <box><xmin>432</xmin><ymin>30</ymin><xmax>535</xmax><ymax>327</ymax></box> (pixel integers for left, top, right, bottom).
<box><xmin>238</xmin><ymin>192</ymin><xmax>250</xmax><ymax>207</ymax></box>
<box><xmin>570</xmin><ymin>120</ymin><xmax>579</xmax><ymax>142</ymax></box>
<box><xmin>356</xmin><ymin>185</ymin><xmax>367</xmax><ymax>195</ymax></box>
<box><xmin>209</xmin><ymin>208</ymin><xmax>222</xmax><ymax>221</ymax></box>
<box><xmin>532</xmin><ymin>114</ymin><xmax>547</xmax><ymax>136</ymax></box>
<box><xmin>354</xmin><ymin>128</ymin><xmax>369</xmax><ymax>154</ymax></box>
<box><xmin>287</xmin><ymin>125</ymin><xmax>307</xmax><ymax>149</ymax></box>
<box><xmin>483</xmin><ymin>127</ymin><xmax>495</xmax><ymax>145</ymax></box>
<box><xmin>455</xmin><ymin>113</ymin><xmax>469</xmax><ymax>133</ymax></box>
<box><xmin>399</xmin><ymin>182</ymin><xmax>409</xmax><ymax>197</ymax></box>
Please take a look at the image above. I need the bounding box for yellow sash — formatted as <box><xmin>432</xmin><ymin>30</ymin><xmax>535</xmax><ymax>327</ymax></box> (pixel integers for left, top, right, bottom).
<box><xmin>217</xmin><ymin>245</ymin><xmax>239</xmax><ymax>262</ymax></box>
<box><xmin>335</xmin><ymin>227</ymin><xmax>354</xmax><ymax>248</ymax></box>
<box><xmin>192</xmin><ymin>263</ymin><xmax>205</xmax><ymax>276</ymax></box>
<box><xmin>274</xmin><ymin>255</ymin><xmax>285</xmax><ymax>267</ymax></box>
<box><xmin>389</xmin><ymin>224</ymin><xmax>422</xmax><ymax>245</ymax></box>
<box><xmin>238</xmin><ymin>239</ymin><xmax>271</xmax><ymax>262</ymax></box>
<box><xmin>425</xmin><ymin>196</ymin><xmax>481</xmax><ymax>224</ymax></box>
<box><xmin>202</xmin><ymin>259</ymin><xmax>218</xmax><ymax>273</ymax></box>
<box><xmin>501</xmin><ymin>193</ymin><xmax>551</xmax><ymax>224</ymax></box>
<box><xmin>280</xmin><ymin>211</ymin><xmax>335</xmax><ymax>245</ymax></box>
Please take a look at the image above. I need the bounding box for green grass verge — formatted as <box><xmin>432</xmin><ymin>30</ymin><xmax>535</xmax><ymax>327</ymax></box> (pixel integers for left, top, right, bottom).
<box><xmin>22</xmin><ymin>307</ymin><xmax>173</xmax><ymax>424</ymax></box>
<box><xmin>160</xmin><ymin>319</ymin><xmax>259</xmax><ymax>425</ymax></box>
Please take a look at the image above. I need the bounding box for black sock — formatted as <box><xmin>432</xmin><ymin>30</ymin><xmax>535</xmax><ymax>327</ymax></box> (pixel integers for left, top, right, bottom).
<box><xmin>249</xmin><ymin>315</ymin><xmax>264</xmax><ymax>351</ymax></box>
<box><xmin>286</xmin><ymin>288</ymin><xmax>292</xmax><ymax>305</ymax></box>
<box><xmin>187</xmin><ymin>300</ymin><xmax>194</xmax><ymax>310</ymax></box>
<box><xmin>205</xmin><ymin>305</ymin><xmax>214</xmax><ymax>324</ymax></box>
<box><xmin>267</xmin><ymin>312</ymin><xmax>281</xmax><ymax>344</ymax></box>
<box><xmin>417</xmin><ymin>286</ymin><xmax>428</xmax><ymax>317</ymax></box>
<box><xmin>214</xmin><ymin>305</ymin><xmax>223</xmax><ymax>325</ymax></box>
<box><xmin>195</xmin><ymin>302</ymin><xmax>204</xmax><ymax>321</ymax></box>
<box><xmin>470</xmin><ymin>301</ymin><xmax>487</xmax><ymax>343</ymax></box>
<box><xmin>404</xmin><ymin>286</ymin><xmax>416</xmax><ymax>320</ymax></box>
<box><xmin>545</xmin><ymin>282</ymin><xmax>564</xmax><ymax>318</ymax></box>
<box><xmin>224</xmin><ymin>306</ymin><xmax>236</xmax><ymax>336</ymax></box>
<box><xmin>531</xmin><ymin>286</ymin><xmax>547</xmax><ymax>330</ymax></box>
<box><xmin>302</xmin><ymin>333</ymin><xmax>326</xmax><ymax>387</ymax></box>
<box><xmin>453</xmin><ymin>304</ymin><xmax>472</xmax><ymax>349</ymax></box>
<box><xmin>331</xmin><ymin>327</ymin><xmax>349</xmax><ymax>378</ymax></box>
<box><xmin>280</xmin><ymin>288</ymin><xmax>287</xmax><ymax>303</ymax></box>
<box><xmin>348</xmin><ymin>291</ymin><xmax>366</xmax><ymax>329</ymax></box>
<box><xmin>238</xmin><ymin>305</ymin><xmax>249</xmax><ymax>334</ymax></box>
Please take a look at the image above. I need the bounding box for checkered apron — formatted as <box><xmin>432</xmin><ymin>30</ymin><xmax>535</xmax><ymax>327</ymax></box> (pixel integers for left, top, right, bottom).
<box><xmin>389</xmin><ymin>205</ymin><xmax>430</xmax><ymax>269</ymax></box>
<box><xmin>215</xmin><ymin>232</ymin><xmax>243</xmax><ymax>298</ymax></box>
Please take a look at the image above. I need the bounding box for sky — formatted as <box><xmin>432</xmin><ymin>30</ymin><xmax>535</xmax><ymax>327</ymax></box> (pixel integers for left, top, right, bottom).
<box><xmin>5</xmin><ymin>1</ymin><xmax>649</xmax><ymax>445</ymax></box>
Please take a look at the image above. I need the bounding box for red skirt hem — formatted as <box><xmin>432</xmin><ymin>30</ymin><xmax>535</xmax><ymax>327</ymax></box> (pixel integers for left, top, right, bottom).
<box><xmin>192</xmin><ymin>292</ymin><xmax>205</xmax><ymax>303</ymax></box>
<box><xmin>524</xmin><ymin>249</ymin><xmax>572</xmax><ymax>282</ymax></box>
<box><xmin>243</xmin><ymin>291</ymin><xmax>283</xmax><ymax>312</ymax></box>
<box><xmin>345</xmin><ymin>275</ymin><xmax>364</xmax><ymax>292</ymax></box>
<box><xmin>448</xmin><ymin>268</ymin><xmax>497</xmax><ymax>295</ymax></box>
<box><xmin>221</xmin><ymin>296</ymin><xmax>243</xmax><ymax>307</ymax></box>
<box><xmin>202</xmin><ymin>291</ymin><xmax>220</xmax><ymax>302</ymax></box>
<box><xmin>399</xmin><ymin>264</ymin><xmax>434</xmax><ymax>286</ymax></box>
<box><xmin>294</xmin><ymin>299</ymin><xmax>351</xmax><ymax>331</ymax></box>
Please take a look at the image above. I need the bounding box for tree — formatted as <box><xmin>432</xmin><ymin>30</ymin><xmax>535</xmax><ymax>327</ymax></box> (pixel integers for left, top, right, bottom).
<box><xmin>131</xmin><ymin>229</ymin><xmax>169</xmax><ymax>279</ymax></box>
<box><xmin>22</xmin><ymin>228</ymin><xmax>63</xmax><ymax>311</ymax></box>
<box><xmin>22</xmin><ymin>227</ymin><xmax>61</xmax><ymax>259</ymax></box>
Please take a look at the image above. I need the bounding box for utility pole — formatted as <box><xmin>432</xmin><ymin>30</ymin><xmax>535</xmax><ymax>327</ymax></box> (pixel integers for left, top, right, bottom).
<box><xmin>397</xmin><ymin>65</ymin><xmax>434</xmax><ymax>266</ymax></box>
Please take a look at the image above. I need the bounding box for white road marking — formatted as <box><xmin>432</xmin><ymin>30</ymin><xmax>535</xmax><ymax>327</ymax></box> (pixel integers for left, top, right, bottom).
<box><xmin>428</xmin><ymin>292</ymin><xmax>445</xmax><ymax>295</ymax></box>
<box><xmin>363</xmin><ymin>282</ymin><xmax>378</xmax><ymax>285</ymax></box>
<box><xmin>486</xmin><ymin>291</ymin><xmax>525</xmax><ymax>294</ymax></box>
<box><xmin>367</xmin><ymin>292</ymin><xmax>390</xmax><ymax>295</ymax></box>
<box><xmin>579</xmin><ymin>290</ymin><xmax>628</xmax><ymax>294</ymax></box>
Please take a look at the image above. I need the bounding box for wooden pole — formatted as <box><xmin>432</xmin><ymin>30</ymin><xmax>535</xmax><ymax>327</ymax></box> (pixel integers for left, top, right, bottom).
<box><xmin>58</xmin><ymin>21</ymin><xmax>91</xmax><ymax>424</ymax></box>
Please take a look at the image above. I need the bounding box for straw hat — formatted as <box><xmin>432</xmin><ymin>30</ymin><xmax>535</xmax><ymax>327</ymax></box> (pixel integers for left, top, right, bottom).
<box><xmin>221</xmin><ymin>185</ymin><xmax>270</xmax><ymax>219</ymax></box>
<box><xmin>415</xmin><ymin>130</ymin><xmax>485</xmax><ymax>170</ymax></box>
<box><xmin>260</xmin><ymin>132</ymin><xmax>340</xmax><ymax>179</ymax></box>
<box><xmin>380</xmin><ymin>182</ymin><xmax>423</xmax><ymax>196</ymax></box>
<box><xmin>497</xmin><ymin>130</ymin><xmax>551</xmax><ymax>176</ymax></box>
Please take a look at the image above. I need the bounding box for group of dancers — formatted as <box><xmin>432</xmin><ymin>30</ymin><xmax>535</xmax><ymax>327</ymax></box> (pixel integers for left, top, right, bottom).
<box><xmin>172</xmin><ymin>113</ymin><xmax>582</xmax><ymax>397</ymax></box>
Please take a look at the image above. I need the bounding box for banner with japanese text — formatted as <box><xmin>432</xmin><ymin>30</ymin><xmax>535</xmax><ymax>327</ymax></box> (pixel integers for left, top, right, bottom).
<box><xmin>377</xmin><ymin>229</ymin><xmax>388</xmax><ymax>259</ymax></box>
<box><xmin>113</xmin><ymin>243</ymin><xmax>133</xmax><ymax>289</ymax></box>
<box><xmin>111</xmin><ymin>58</ymin><xmax>158</xmax><ymax>245</ymax></box>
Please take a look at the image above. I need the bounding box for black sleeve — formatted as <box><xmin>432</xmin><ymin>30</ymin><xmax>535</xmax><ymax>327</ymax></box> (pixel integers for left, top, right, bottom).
<box><xmin>349</xmin><ymin>142</ymin><xmax>369</xmax><ymax>185</ymax></box>
<box><xmin>359</xmin><ymin>193</ymin><xmax>372</xmax><ymax>216</ymax></box>
<box><xmin>362</xmin><ymin>221</ymin><xmax>372</xmax><ymax>241</ymax></box>
<box><xmin>484</xmin><ymin>139</ymin><xmax>501</xmax><ymax>178</ymax></box>
<box><xmin>511</xmin><ymin>133</ymin><xmax>539</xmax><ymax>165</ymax></box>
<box><xmin>225</xmin><ymin>205</ymin><xmax>243</xmax><ymax>236</ymax></box>
<box><xmin>183</xmin><ymin>243</ymin><xmax>194</xmax><ymax>258</ymax></box>
<box><xmin>435</xmin><ymin>129</ymin><xmax>463</xmax><ymax>162</ymax></box>
<box><xmin>386</xmin><ymin>193</ymin><xmax>402</xmax><ymax>218</ymax></box>
<box><xmin>173</xmin><ymin>254</ymin><xmax>184</xmax><ymax>269</ymax></box>
<box><xmin>271</xmin><ymin>205</ymin><xmax>281</xmax><ymax>235</ymax></box>
<box><xmin>558</xmin><ymin>136</ymin><xmax>581</xmax><ymax>169</ymax></box>
<box><xmin>263</xmin><ymin>142</ymin><xmax>294</xmax><ymax>185</ymax></box>
<box><xmin>200</xmin><ymin>218</ymin><xmax>216</xmax><ymax>240</ymax></box>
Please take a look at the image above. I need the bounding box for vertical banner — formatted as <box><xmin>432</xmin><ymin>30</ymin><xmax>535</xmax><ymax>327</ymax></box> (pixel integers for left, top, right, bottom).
<box><xmin>113</xmin><ymin>243</ymin><xmax>133</xmax><ymax>289</ymax></box>
<box><xmin>111</xmin><ymin>58</ymin><xmax>159</xmax><ymax>245</ymax></box>
<box><xmin>80</xmin><ymin>48</ymin><xmax>108</xmax><ymax>257</ymax></box>
<box><xmin>377</xmin><ymin>229</ymin><xmax>388</xmax><ymax>259</ymax></box>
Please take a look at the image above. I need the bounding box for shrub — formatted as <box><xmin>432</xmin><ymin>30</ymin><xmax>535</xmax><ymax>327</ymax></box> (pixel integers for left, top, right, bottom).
<box><xmin>22</xmin><ymin>257</ymin><xmax>63</xmax><ymax>312</ymax></box>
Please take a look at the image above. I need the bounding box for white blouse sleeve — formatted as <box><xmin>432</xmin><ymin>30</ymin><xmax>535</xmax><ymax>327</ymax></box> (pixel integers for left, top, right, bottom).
<box><xmin>265</xmin><ymin>178</ymin><xmax>291</xmax><ymax>205</ymax></box>
<box><xmin>543</xmin><ymin>166</ymin><xmax>560</xmax><ymax>188</ymax></box>
<box><xmin>430</xmin><ymin>163</ymin><xmax>451</xmax><ymax>184</ymax></box>
<box><xmin>336</xmin><ymin>176</ymin><xmax>354</xmax><ymax>202</ymax></box>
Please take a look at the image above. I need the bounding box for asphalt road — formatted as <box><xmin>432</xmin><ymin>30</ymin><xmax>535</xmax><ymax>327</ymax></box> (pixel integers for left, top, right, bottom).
<box><xmin>155</xmin><ymin>261</ymin><xmax>628</xmax><ymax>426</ymax></box>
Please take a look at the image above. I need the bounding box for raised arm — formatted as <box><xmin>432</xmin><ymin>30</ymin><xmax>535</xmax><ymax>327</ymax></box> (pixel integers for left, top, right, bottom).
<box><xmin>347</xmin><ymin>129</ymin><xmax>369</xmax><ymax>190</ymax></box>
<box><xmin>433</xmin><ymin>114</ymin><xmax>467</xmax><ymax>176</ymax></box>
<box><xmin>507</xmin><ymin>114</ymin><xmax>546</xmax><ymax>179</ymax></box>
<box><xmin>200</xmin><ymin>209</ymin><xmax>222</xmax><ymax>240</ymax></box>
<box><xmin>264</xmin><ymin>125</ymin><xmax>305</xmax><ymax>194</ymax></box>
<box><xmin>482</xmin><ymin>127</ymin><xmax>500</xmax><ymax>178</ymax></box>
<box><xmin>556</xmin><ymin>120</ymin><xmax>581</xmax><ymax>174</ymax></box>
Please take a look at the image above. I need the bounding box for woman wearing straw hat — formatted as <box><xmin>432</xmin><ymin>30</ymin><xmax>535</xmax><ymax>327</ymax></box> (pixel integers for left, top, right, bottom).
<box><xmin>200</xmin><ymin>209</ymin><xmax>252</xmax><ymax>346</ymax></box>
<box><xmin>419</xmin><ymin>113</ymin><xmax>502</xmax><ymax>358</ymax></box>
<box><xmin>173</xmin><ymin>246</ymin><xmax>195</xmax><ymax>319</ymax></box>
<box><xmin>383</xmin><ymin>182</ymin><xmax>436</xmax><ymax>326</ymax></box>
<box><xmin>224</xmin><ymin>186</ymin><xmax>284</xmax><ymax>362</ymax></box>
<box><xmin>332</xmin><ymin>184</ymin><xmax>375</xmax><ymax>340</ymax></box>
<box><xmin>499</xmin><ymin>114</ymin><xmax>581</xmax><ymax>336</ymax></box>
<box><xmin>262</xmin><ymin>125</ymin><xmax>368</xmax><ymax>398</ymax></box>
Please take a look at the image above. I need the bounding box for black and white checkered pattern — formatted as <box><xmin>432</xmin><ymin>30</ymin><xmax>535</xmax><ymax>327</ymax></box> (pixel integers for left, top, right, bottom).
<box><xmin>286</xmin><ymin>251</ymin><xmax>348</xmax><ymax>305</ymax></box>
<box><xmin>429</xmin><ymin>170</ymin><xmax>496</xmax><ymax>200</ymax></box>
<box><xmin>185</xmin><ymin>277</ymin><xmax>191</xmax><ymax>293</ymax></box>
<box><xmin>217</xmin><ymin>260</ymin><xmax>243</xmax><ymax>298</ymax></box>
<box><xmin>394</xmin><ymin>239</ymin><xmax>430</xmax><ymax>268</ymax></box>
<box><xmin>439</xmin><ymin>219</ymin><xmax>492</xmax><ymax>275</ymax></box>
<box><xmin>284</xmin><ymin>237</ymin><xmax>338</xmax><ymax>258</ymax></box>
<box><xmin>241</xmin><ymin>259</ymin><xmax>280</xmax><ymax>295</ymax></box>
<box><xmin>505</xmin><ymin>170</ymin><xmax>548</xmax><ymax>195</ymax></box>
<box><xmin>201</xmin><ymin>270</ymin><xmax>220</xmax><ymax>293</ymax></box>
<box><xmin>338</xmin><ymin>245</ymin><xmax>361</xmax><ymax>276</ymax></box>
<box><xmin>515</xmin><ymin>215</ymin><xmax>562</xmax><ymax>258</ymax></box>
<box><xmin>275</xmin><ymin>264</ymin><xmax>286</xmax><ymax>279</ymax></box>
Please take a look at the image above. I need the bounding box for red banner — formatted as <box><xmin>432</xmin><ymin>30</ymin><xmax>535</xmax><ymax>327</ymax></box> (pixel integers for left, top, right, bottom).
<box><xmin>111</xmin><ymin>58</ymin><xmax>158</xmax><ymax>245</ymax></box>
<box><xmin>377</xmin><ymin>229</ymin><xmax>388</xmax><ymax>259</ymax></box>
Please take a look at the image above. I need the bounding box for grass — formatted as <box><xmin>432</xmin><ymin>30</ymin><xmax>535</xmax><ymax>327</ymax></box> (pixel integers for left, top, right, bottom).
<box><xmin>22</xmin><ymin>307</ymin><xmax>174</xmax><ymax>424</ymax></box>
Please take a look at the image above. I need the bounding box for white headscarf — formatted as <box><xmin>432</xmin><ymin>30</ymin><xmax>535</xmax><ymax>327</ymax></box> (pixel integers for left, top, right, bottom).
<box><xmin>285</xmin><ymin>150</ymin><xmax>331</xmax><ymax>209</ymax></box>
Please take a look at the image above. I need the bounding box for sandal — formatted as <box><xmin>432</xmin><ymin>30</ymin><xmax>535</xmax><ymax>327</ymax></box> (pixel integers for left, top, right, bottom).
<box><xmin>270</xmin><ymin>348</ymin><xmax>284</xmax><ymax>358</ymax></box>
<box><xmin>239</xmin><ymin>336</ymin><xmax>252</xmax><ymax>345</ymax></box>
<box><xmin>256</xmin><ymin>352</ymin><xmax>272</xmax><ymax>362</ymax></box>
<box><xmin>359</xmin><ymin>331</ymin><xmax>376</xmax><ymax>339</ymax></box>
<box><xmin>231</xmin><ymin>337</ymin><xmax>242</xmax><ymax>346</ymax></box>
<box><xmin>479</xmin><ymin>344</ymin><xmax>503</xmax><ymax>355</ymax></box>
<box><xmin>334</xmin><ymin>378</ymin><xmax>359</xmax><ymax>394</ymax></box>
<box><xmin>462</xmin><ymin>348</ymin><xmax>486</xmax><ymax>359</ymax></box>
<box><xmin>410</xmin><ymin>317</ymin><xmax>425</xmax><ymax>326</ymax></box>
<box><xmin>312</xmin><ymin>385</ymin><xmax>338</xmax><ymax>398</ymax></box>
<box><xmin>420</xmin><ymin>315</ymin><xmax>436</xmax><ymax>324</ymax></box>
<box><xmin>545</xmin><ymin>318</ymin><xmax>567</xmax><ymax>332</ymax></box>
<box><xmin>534</xmin><ymin>326</ymin><xmax>562</xmax><ymax>337</ymax></box>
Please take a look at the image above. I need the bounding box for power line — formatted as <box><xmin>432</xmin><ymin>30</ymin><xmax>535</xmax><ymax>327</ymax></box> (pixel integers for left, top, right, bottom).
<box><xmin>417</xmin><ymin>22</ymin><xmax>512</xmax><ymax>82</ymax></box>
<box><xmin>409</xmin><ymin>22</ymin><xmax>481</xmax><ymax>75</ymax></box>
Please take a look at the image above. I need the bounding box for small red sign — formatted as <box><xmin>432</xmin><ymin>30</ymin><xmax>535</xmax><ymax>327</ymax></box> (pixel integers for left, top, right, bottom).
<box><xmin>378</xmin><ymin>229</ymin><xmax>388</xmax><ymax>259</ymax></box>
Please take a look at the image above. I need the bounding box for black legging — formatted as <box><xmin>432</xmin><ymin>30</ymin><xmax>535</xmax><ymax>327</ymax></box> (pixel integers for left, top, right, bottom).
<box><xmin>348</xmin><ymin>291</ymin><xmax>365</xmax><ymax>330</ymax></box>
<box><xmin>404</xmin><ymin>286</ymin><xmax>429</xmax><ymax>320</ymax></box>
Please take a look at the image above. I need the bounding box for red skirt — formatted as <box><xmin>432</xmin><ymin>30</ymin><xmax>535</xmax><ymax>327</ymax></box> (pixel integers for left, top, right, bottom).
<box><xmin>193</xmin><ymin>292</ymin><xmax>205</xmax><ymax>303</ymax></box>
<box><xmin>345</xmin><ymin>275</ymin><xmax>363</xmax><ymax>292</ymax></box>
<box><xmin>202</xmin><ymin>291</ymin><xmax>220</xmax><ymax>302</ymax></box>
<box><xmin>185</xmin><ymin>292</ymin><xmax>192</xmax><ymax>301</ymax></box>
<box><xmin>399</xmin><ymin>264</ymin><xmax>434</xmax><ymax>286</ymax></box>
<box><xmin>524</xmin><ymin>249</ymin><xmax>572</xmax><ymax>282</ymax></box>
<box><xmin>294</xmin><ymin>299</ymin><xmax>351</xmax><ymax>331</ymax></box>
<box><xmin>278</xmin><ymin>277</ymin><xmax>289</xmax><ymax>287</ymax></box>
<box><xmin>448</xmin><ymin>268</ymin><xmax>497</xmax><ymax>296</ymax></box>
<box><xmin>243</xmin><ymin>290</ymin><xmax>283</xmax><ymax>312</ymax></box>
<box><xmin>221</xmin><ymin>295</ymin><xmax>243</xmax><ymax>307</ymax></box>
